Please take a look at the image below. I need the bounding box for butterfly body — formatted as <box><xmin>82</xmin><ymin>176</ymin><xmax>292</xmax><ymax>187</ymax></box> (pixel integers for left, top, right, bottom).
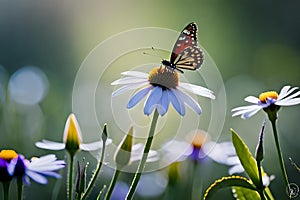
<box><xmin>162</xmin><ymin>22</ymin><xmax>204</xmax><ymax>73</ymax></box>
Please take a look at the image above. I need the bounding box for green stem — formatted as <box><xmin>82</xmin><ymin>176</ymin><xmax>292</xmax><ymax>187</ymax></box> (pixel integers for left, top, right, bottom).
<box><xmin>81</xmin><ymin>141</ymin><xmax>106</xmax><ymax>200</ymax></box>
<box><xmin>256</xmin><ymin>161</ymin><xmax>266</xmax><ymax>200</ymax></box>
<box><xmin>2</xmin><ymin>181</ymin><xmax>10</xmax><ymax>200</ymax></box>
<box><xmin>96</xmin><ymin>185</ymin><xmax>107</xmax><ymax>200</ymax></box>
<box><xmin>191</xmin><ymin>160</ymin><xmax>201</xmax><ymax>200</ymax></box>
<box><xmin>17</xmin><ymin>177</ymin><xmax>23</xmax><ymax>200</ymax></box>
<box><xmin>68</xmin><ymin>154</ymin><xmax>75</xmax><ymax>200</ymax></box>
<box><xmin>270</xmin><ymin>119</ymin><xmax>289</xmax><ymax>191</ymax></box>
<box><xmin>103</xmin><ymin>169</ymin><xmax>121</xmax><ymax>200</ymax></box>
<box><xmin>126</xmin><ymin>109</ymin><xmax>159</xmax><ymax>200</ymax></box>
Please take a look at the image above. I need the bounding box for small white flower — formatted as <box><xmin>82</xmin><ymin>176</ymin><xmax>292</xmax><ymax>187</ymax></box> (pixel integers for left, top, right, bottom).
<box><xmin>24</xmin><ymin>154</ymin><xmax>65</xmax><ymax>184</ymax></box>
<box><xmin>232</xmin><ymin>85</ymin><xmax>300</xmax><ymax>119</ymax></box>
<box><xmin>111</xmin><ymin>67</ymin><xmax>215</xmax><ymax>116</ymax></box>
<box><xmin>161</xmin><ymin>130</ymin><xmax>243</xmax><ymax>174</ymax></box>
<box><xmin>130</xmin><ymin>143</ymin><xmax>159</xmax><ymax>163</ymax></box>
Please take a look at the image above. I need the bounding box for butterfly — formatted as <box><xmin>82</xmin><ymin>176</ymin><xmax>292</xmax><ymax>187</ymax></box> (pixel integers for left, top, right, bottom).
<box><xmin>162</xmin><ymin>22</ymin><xmax>204</xmax><ymax>73</ymax></box>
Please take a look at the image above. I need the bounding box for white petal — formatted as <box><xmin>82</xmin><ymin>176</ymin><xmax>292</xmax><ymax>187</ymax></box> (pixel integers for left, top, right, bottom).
<box><xmin>35</xmin><ymin>140</ymin><xmax>65</xmax><ymax>150</ymax></box>
<box><xmin>241</xmin><ymin>107</ymin><xmax>262</xmax><ymax>119</ymax></box>
<box><xmin>112</xmin><ymin>81</ymin><xmax>149</xmax><ymax>96</ymax></box>
<box><xmin>231</xmin><ymin>104</ymin><xmax>259</xmax><ymax>112</ymax></box>
<box><xmin>276</xmin><ymin>98</ymin><xmax>300</xmax><ymax>106</ymax></box>
<box><xmin>244</xmin><ymin>96</ymin><xmax>259</xmax><ymax>104</ymax></box>
<box><xmin>121</xmin><ymin>71</ymin><xmax>149</xmax><ymax>78</ymax></box>
<box><xmin>25</xmin><ymin>171</ymin><xmax>48</xmax><ymax>184</ymax></box>
<box><xmin>232</xmin><ymin>105</ymin><xmax>261</xmax><ymax>116</ymax></box>
<box><xmin>178</xmin><ymin>83</ymin><xmax>215</xmax><ymax>99</ymax></box>
<box><xmin>277</xmin><ymin>90</ymin><xmax>300</xmax><ymax>102</ymax></box>
<box><xmin>130</xmin><ymin>143</ymin><xmax>159</xmax><ymax>163</ymax></box>
<box><xmin>80</xmin><ymin>139</ymin><xmax>112</xmax><ymax>151</ymax></box>
<box><xmin>228</xmin><ymin>164</ymin><xmax>245</xmax><ymax>174</ymax></box>
<box><xmin>203</xmin><ymin>142</ymin><xmax>235</xmax><ymax>164</ymax></box>
<box><xmin>111</xmin><ymin>77</ymin><xmax>148</xmax><ymax>85</ymax></box>
<box><xmin>278</xmin><ymin>86</ymin><xmax>298</xmax><ymax>100</ymax></box>
<box><xmin>161</xmin><ymin>140</ymin><xmax>192</xmax><ymax>163</ymax></box>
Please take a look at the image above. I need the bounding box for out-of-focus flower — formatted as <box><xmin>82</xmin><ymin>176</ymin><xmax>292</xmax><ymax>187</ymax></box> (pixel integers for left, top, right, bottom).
<box><xmin>0</xmin><ymin>149</ymin><xmax>65</xmax><ymax>185</ymax></box>
<box><xmin>130</xmin><ymin>143</ymin><xmax>159</xmax><ymax>163</ymax></box>
<box><xmin>35</xmin><ymin>113</ymin><xmax>112</xmax><ymax>156</ymax></box>
<box><xmin>0</xmin><ymin>150</ymin><xmax>18</xmax><ymax>182</ymax></box>
<box><xmin>232</xmin><ymin>85</ymin><xmax>300</xmax><ymax>119</ymax></box>
<box><xmin>111</xmin><ymin>67</ymin><xmax>215</xmax><ymax>116</ymax></box>
<box><xmin>162</xmin><ymin>130</ymin><xmax>244</xmax><ymax>174</ymax></box>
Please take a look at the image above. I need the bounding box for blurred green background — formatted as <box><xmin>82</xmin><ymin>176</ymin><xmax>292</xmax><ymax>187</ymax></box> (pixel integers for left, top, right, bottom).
<box><xmin>1</xmin><ymin>1</ymin><xmax>300</xmax><ymax>199</ymax></box>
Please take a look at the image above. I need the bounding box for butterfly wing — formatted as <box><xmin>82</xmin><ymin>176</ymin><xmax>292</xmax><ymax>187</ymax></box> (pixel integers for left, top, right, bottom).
<box><xmin>170</xmin><ymin>22</ymin><xmax>204</xmax><ymax>71</ymax></box>
<box><xmin>173</xmin><ymin>46</ymin><xmax>204</xmax><ymax>70</ymax></box>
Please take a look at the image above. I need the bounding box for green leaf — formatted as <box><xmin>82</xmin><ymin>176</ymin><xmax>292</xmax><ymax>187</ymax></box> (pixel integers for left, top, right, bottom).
<box><xmin>231</xmin><ymin>129</ymin><xmax>260</xmax><ymax>187</ymax></box>
<box><xmin>232</xmin><ymin>186</ymin><xmax>260</xmax><ymax>200</ymax></box>
<box><xmin>203</xmin><ymin>176</ymin><xmax>257</xmax><ymax>200</ymax></box>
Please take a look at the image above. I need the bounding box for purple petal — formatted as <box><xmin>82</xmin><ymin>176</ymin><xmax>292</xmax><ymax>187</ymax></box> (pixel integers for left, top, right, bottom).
<box><xmin>127</xmin><ymin>86</ymin><xmax>153</xmax><ymax>108</ymax></box>
<box><xmin>156</xmin><ymin>90</ymin><xmax>169</xmax><ymax>116</ymax></box>
<box><xmin>172</xmin><ymin>89</ymin><xmax>202</xmax><ymax>115</ymax></box>
<box><xmin>168</xmin><ymin>89</ymin><xmax>185</xmax><ymax>116</ymax></box>
<box><xmin>144</xmin><ymin>87</ymin><xmax>163</xmax><ymax>115</ymax></box>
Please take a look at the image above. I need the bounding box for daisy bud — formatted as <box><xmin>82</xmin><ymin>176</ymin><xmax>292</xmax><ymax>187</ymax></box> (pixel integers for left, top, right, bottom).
<box><xmin>75</xmin><ymin>159</ymin><xmax>88</xmax><ymax>197</ymax></box>
<box><xmin>114</xmin><ymin>127</ymin><xmax>133</xmax><ymax>169</ymax></box>
<box><xmin>255</xmin><ymin>119</ymin><xmax>266</xmax><ymax>162</ymax></box>
<box><xmin>101</xmin><ymin>123</ymin><xmax>108</xmax><ymax>144</ymax></box>
<box><xmin>64</xmin><ymin>113</ymin><xmax>83</xmax><ymax>156</ymax></box>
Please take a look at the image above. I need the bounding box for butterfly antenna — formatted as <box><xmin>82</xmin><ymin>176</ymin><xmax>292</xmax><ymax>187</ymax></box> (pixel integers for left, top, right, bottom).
<box><xmin>151</xmin><ymin>47</ymin><xmax>164</xmax><ymax>60</ymax></box>
<box><xmin>142</xmin><ymin>47</ymin><xmax>164</xmax><ymax>60</ymax></box>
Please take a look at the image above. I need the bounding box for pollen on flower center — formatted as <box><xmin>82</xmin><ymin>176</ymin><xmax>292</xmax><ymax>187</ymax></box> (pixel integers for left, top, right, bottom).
<box><xmin>148</xmin><ymin>67</ymin><xmax>179</xmax><ymax>89</ymax></box>
<box><xmin>0</xmin><ymin>150</ymin><xmax>18</xmax><ymax>161</ymax></box>
<box><xmin>189</xmin><ymin>130</ymin><xmax>207</xmax><ymax>149</ymax></box>
<box><xmin>259</xmin><ymin>91</ymin><xmax>278</xmax><ymax>103</ymax></box>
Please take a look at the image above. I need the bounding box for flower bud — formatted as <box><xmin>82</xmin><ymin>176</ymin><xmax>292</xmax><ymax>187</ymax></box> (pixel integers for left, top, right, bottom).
<box><xmin>114</xmin><ymin>127</ymin><xmax>133</xmax><ymax>169</ymax></box>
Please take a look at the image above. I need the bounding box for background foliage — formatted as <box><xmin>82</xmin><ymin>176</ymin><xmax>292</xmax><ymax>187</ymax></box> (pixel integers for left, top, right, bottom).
<box><xmin>1</xmin><ymin>1</ymin><xmax>300</xmax><ymax>199</ymax></box>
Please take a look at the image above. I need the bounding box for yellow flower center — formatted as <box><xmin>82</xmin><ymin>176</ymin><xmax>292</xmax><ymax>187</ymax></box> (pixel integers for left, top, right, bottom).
<box><xmin>0</xmin><ymin>150</ymin><xmax>18</xmax><ymax>161</ymax></box>
<box><xmin>188</xmin><ymin>130</ymin><xmax>207</xmax><ymax>149</ymax></box>
<box><xmin>259</xmin><ymin>91</ymin><xmax>278</xmax><ymax>103</ymax></box>
<box><xmin>148</xmin><ymin>67</ymin><xmax>179</xmax><ymax>89</ymax></box>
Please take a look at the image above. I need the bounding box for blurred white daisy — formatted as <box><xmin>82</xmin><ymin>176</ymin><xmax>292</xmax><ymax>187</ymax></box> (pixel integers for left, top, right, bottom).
<box><xmin>161</xmin><ymin>130</ymin><xmax>244</xmax><ymax>174</ymax></box>
<box><xmin>111</xmin><ymin>67</ymin><xmax>215</xmax><ymax>116</ymax></box>
<box><xmin>232</xmin><ymin>85</ymin><xmax>300</xmax><ymax>119</ymax></box>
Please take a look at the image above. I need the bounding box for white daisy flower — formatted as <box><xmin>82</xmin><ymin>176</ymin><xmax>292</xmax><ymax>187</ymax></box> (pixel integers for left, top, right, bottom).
<box><xmin>161</xmin><ymin>130</ymin><xmax>243</xmax><ymax>174</ymax></box>
<box><xmin>111</xmin><ymin>67</ymin><xmax>215</xmax><ymax>116</ymax></box>
<box><xmin>232</xmin><ymin>85</ymin><xmax>300</xmax><ymax>119</ymax></box>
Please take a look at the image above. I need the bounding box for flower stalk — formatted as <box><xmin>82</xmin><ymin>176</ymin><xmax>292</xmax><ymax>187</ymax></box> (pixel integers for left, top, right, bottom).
<box><xmin>270</xmin><ymin>118</ymin><xmax>290</xmax><ymax>193</ymax></box>
<box><xmin>126</xmin><ymin>109</ymin><xmax>159</xmax><ymax>199</ymax></box>
<box><xmin>2</xmin><ymin>181</ymin><xmax>10</xmax><ymax>200</ymax></box>
<box><xmin>68</xmin><ymin>153</ymin><xmax>75</xmax><ymax>200</ymax></box>
<box><xmin>81</xmin><ymin>124</ymin><xmax>108</xmax><ymax>200</ymax></box>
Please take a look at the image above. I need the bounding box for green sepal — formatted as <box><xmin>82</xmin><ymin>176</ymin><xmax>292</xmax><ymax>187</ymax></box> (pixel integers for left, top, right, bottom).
<box><xmin>203</xmin><ymin>176</ymin><xmax>256</xmax><ymax>200</ymax></box>
<box><xmin>231</xmin><ymin>129</ymin><xmax>261</xmax><ymax>188</ymax></box>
